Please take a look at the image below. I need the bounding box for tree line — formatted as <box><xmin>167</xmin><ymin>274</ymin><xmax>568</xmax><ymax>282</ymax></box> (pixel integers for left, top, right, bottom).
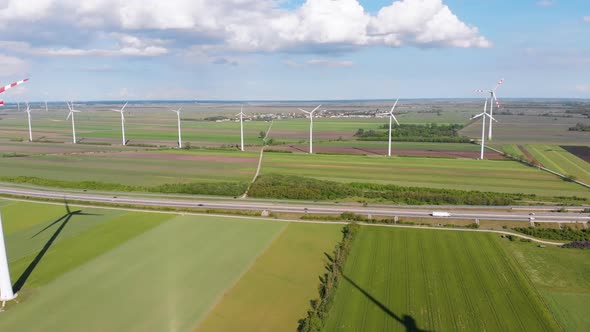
<box><xmin>353</xmin><ymin>123</ymin><xmax>470</xmax><ymax>143</ymax></box>
<box><xmin>298</xmin><ymin>223</ymin><xmax>360</xmax><ymax>332</ymax></box>
<box><xmin>249</xmin><ymin>174</ymin><xmax>530</xmax><ymax>205</ymax></box>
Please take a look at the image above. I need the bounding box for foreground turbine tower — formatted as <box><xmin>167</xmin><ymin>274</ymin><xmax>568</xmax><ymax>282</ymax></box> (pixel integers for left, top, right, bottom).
<box><xmin>0</xmin><ymin>211</ymin><xmax>17</xmax><ymax>307</ymax></box>
<box><xmin>25</xmin><ymin>102</ymin><xmax>33</xmax><ymax>142</ymax></box>
<box><xmin>298</xmin><ymin>105</ymin><xmax>321</xmax><ymax>154</ymax></box>
<box><xmin>111</xmin><ymin>102</ymin><xmax>128</xmax><ymax>146</ymax></box>
<box><xmin>66</xmin><ymin>101</ymin><xmax>81</xmax><ymax>144</ymax></box>
<box><xmin>475</xmin><ymin>79</ymin><xmax>503</xmax><ymax>140</ymax></box>
<box><xmin>379</xmin><ymin>98</ymin><xmax>400</xmax><ymax>157</ymax></box>
<box><xmin>471</xmin><ymin>98</ymin><xmax>497</xmax><ymax>160</ymax></box>
<box><xmin>236</xmin><ymin>105</ymin><xmax>246</xmax><ymax>151</ymax></box>
<box><xmin>0</xmin><ymin>78</ymin><xmax>29</xmax><ymax>107</ymax></box>
<box><xmin>171</xmin><ymin>106</ymin><xmax>183</xmax><ymax>148</ymax></box>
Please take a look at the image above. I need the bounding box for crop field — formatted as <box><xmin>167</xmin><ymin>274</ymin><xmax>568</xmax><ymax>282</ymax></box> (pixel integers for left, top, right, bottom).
<box><xmin>503</xmin><ymin>240</ymin><xmax>590</xmax><ymax>332</ymax></box>
<box><xmin>0</xmin><ymin>199</ymin><xmax>342</xmax><ymax>331</ymax></box>
<box><xmin>0</xmin><ymin>149</ymin><xmax>259</xmax><ymax>187</ymax></box>
<box><xmin>260</xmin><ymin>152</ymin><xmax>590</xmax><ymax>198</ymax></box>
<box><xmin>196</xmin><ymin>222</ymin><xmax>342</xmax><ymax>332</ymax></box>
<box><xmin>323</xmin><ymin>227</ymin><xmax>561</xmax><ymax>331</ymax></box>
<box><xmin>523</xmin><ymin>145</ymin><xmax>590</xmax><ymax>183</ymax></box>
<box><xmin>461</xmin><ymin>115</ymin><xmax>590</xmax><ymax>144</ymax></box>
<box><xmin>271</xmin><ymin>140</ymin><xmax>500</xmax><ymax>159</ymax></box>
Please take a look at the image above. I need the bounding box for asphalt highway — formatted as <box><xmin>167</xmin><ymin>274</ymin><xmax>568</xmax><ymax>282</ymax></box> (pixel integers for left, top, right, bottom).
<box><xmin>1</xmin><ymin>185</ymin><xmax>588</xmax><ymax>224</ymax></box>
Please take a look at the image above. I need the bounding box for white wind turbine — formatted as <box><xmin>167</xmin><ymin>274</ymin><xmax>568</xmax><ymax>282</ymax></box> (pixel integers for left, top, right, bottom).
<box><xmin>298</xmin><ymin>105</ymin><xmax>321</xmax><ymax>154</ymax></box>
<box><xmin>471</xmin><ymin>98</ymin><xmax>497</xmax><ymax>160</ymax></box>
<box><xmin>110</xmin><ymin>102</ymin><xmax>128</xmax><ymax>146</ymax></box>
<box><xmin>475</xmin><ymin>78</ymin><xmax>503</xmax><ymax>140</ymax></box>
<box><xmin>24</xmin><ymin>102</ymin><xmax>33</xmax><ymax>142</ymax></box>
<box><xmin>45</xmin><ymin>100</ymin><xmax>48</xmax><ymax>112</ymax></box>
<box><xmin>66</xmin><ymin>101</ymin><xmax>81</xmax><ymax>144</ymax></box>
<box><xmin>236</xmin><ymin>105</ymin><xmax>246</xmax><ymax>151</ymax></box>
<box><xmin>171</xmin><ymin>106</ymin><xmax>183</xmax><ymax>148</ymax></box>
<box><xmin>0</xmin><ymin>210</ymin><xmax>17</xmax><ymax>308</ymax></box>
<box><xmin>378</xmin><ymin>98</ymin><xmax>400</xmax><ymax>157</ymax></box>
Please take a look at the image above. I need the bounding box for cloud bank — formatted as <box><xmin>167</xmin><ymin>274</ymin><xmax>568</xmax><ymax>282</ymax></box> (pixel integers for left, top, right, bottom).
<box><xmin>0</xmin><ymin>0</ymin><xmax>490</xmax><ymax>58</ymax></box>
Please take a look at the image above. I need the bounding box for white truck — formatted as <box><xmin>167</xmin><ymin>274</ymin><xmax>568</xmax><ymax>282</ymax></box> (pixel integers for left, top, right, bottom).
<box><xmin>431</xmin><ymin>211</ymin><xmax>451</xmax><ymax>217</ymax></box>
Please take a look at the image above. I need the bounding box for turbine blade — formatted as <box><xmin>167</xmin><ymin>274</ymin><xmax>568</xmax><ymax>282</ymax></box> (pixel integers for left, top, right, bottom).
<box><xmin>177</xmin><ymin>106</ymin><xmax>182</xmax><ymax>112</ymax></box>
<box><xmin>392</xmin><ymin>114</ymin><xmax>400</xmax><ymax>126</ymax></box>
<box><xmin>311</xmin><ymin>104</ymin><xmax>321</xmax><ymax>113</ymax></box>
<box><xmin>121</xmin><ymin>102</ymin><xmax>128</xmax><ymax>112</ymax></box>
<box><xmin>391</xmin><ymin>98</ymin><xmax>399</xmax><ymax>112</ymax></box>
<box><xmin>494</xmin><ymin>78</ymin><xmax>504</xmax><ymax>92</ymax></box>
<box><xmin>66</xmin><ymin>112</ymin><xmax>72</xmax><ymax>120</ymax></box>
<box><xmin>485</xmin><ymin>113</ymin><xmax>498</xmax><ymax>122</ymax></box>
<box><xmin>298</xmin><ymin>108</ymin><xmax>310</xmax><ymax>114</ymax></box>
<box><xmin>471</xmin><ymin>112</ymin><xmax>485</xmax><ymax>119</ymax></box>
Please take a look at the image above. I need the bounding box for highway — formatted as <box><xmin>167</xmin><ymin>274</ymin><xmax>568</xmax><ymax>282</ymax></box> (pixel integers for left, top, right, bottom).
<box><xmin>0</xmin><ymin>185</ymin><xmax>588</xmax><ymax>224</ymax></box>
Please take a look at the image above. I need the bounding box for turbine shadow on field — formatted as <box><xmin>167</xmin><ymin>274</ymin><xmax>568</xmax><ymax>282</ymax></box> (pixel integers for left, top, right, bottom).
<box><xmin>13</xmin><ymin>201</ymin><xmax>99</xmax><ymax>293</ymax></box>
<box><xmin>341</xmin><ymin>272</ymin><xmax>430</xmax><ymax>332</ymax></box>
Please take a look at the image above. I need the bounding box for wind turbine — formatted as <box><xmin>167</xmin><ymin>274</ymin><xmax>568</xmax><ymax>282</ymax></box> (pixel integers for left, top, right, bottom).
<box><xmin>44</xmin><ymin>100</ymin><xmax>48</xmax><ymax>112</ymax></box>
<box><xmin>236</xmin><ymin>105</ymin><xmax>246</xmax><ymax>151</ymax></box>
<box><xmin>0</xmin><ymin>210</ymin><xmax>17</xmax><ymax>308</ymax></box>
<box><xmin>171</xmin><ymin>106</ymin><xmax>183</xmax><ymax>148</ymax></box>
<box><xmin>110</xmin><ymin>102</ymin><xmax>128</xmax><ymax>146</ymax></box>
<box><xmin>24</xmin><ymin>102</ymin><xmax>33</xmax><ymax>142</ymax></box>
<box><xmin>475</xmin><ymin>79</ymin><xmax>503</xmax><ymax>140</ymax></box>
<box><xmin>298</xmin><ymin>105</ymin><xmax>321</xmax><ymax>154</ymax></box>
<box><xmin>471</xmin><ymin>98</ymin><xmax>497</xmax><ymax>160</ymax></box>
<box><xmin>378</xmin><ymin>98</ymin><xmax>400</xmax><ymax>157</ymax></box>
<box><xmin>66</xmin><ymin>101</ymin><xmax>81</xmax><ymax>144</ymax></box>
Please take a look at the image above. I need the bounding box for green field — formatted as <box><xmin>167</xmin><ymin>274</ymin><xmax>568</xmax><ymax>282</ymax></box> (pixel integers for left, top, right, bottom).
<box><xmin>260</xmin><ymin>152</ymin><xmax>590</xmax><ymax>198</ymax></box>
<box><xmin>0</xmin><ymin>199</ymin><xmax>345</xmax><ymax>331</ymax></box>
<box><xmin>196</xmin><ymin>223</ymin><xmax>343</xmax><ymax>332</ymax></box>
<box><xmin>323</xmin><ymin>227</ymin><xmax>561</xmax><ymax>331</ymax></box>
<box><xmin>524</xmin><ymin>144</ymin><xmax>590</xmax><ymax>184</ymax></box>
<box><xmin>0</xmin><ymin>200</ymin><xmax>286</xmax><ymax>331</ymax></box>
<box><xmin>503</xmin><ymin>240</ymin><xmax>590</xmax><ymax>331</ymax></box>
<box><xmin>0</xmin><ymin>149</ymin><xmax>258</xmax><ymax>187</ymax></box>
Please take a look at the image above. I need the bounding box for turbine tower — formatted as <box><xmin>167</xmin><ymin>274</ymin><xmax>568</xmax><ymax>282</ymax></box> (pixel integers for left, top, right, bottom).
<box><xmin>25</xmin><ymin>102</ymin><xmax>33</xmax><ymax>142</ymax></box>
<box><xmin>0</xmin><ymin>210</ymin><xmax>17</xmax><ymax>307</ymax></box>
<box><xmin>475</xmin><ymin>79</ymin><xmax>503</xmax><ymax>140</ymax></box>
<box><xmin>298</xmin><ymin>105</ymin><xmax>321</xmax><ymax>154</ymax></box>
<box><xmin>236</xmin><ymin>105</ymin><xmax>246</xmax><ymax>151</ymax></box>
<box><xmin>66</xmin><ymin>101</ymin><xmax>81</xmax><ymax>144</ymax></box>
<box><xmin>171</xmin><ymin>106</ymin><xmax>183</xmax><ymax>148</ymax></box>
<box><xmin>471</xmin><ymin>98</ymin><xmax>497</xmax><ymax>160</ymax></box>
<box><xmin>111</xmin><ymin>102</ymin><xmax>128</xmax><ymax>146</ymax></box>
<box><xmin>45</xmin><ymin>100</ymin><xmax>48</xmax><ymax>112</ymax></box>
<box><xmin>378</xmin><ymin>98</ymin><xmax>400</xmax><ymax>157</ymax></box>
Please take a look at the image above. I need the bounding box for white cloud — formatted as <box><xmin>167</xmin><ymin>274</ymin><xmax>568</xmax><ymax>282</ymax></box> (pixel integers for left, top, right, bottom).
<box><xmin>0</xmin><ymin>0</ymin><xmax>490</xmax><ymax>57</ymax></box>
<box><xmin>576</xmin><ymin>85</ymin><xmax>590</xmax><ymax>92</ymax></box>
<box><xmin>0</xmin><ymin>54</ymin><xmax>30</xmax><ymax>77</ymax></box>
<box><xmin>536</xmin><ymin>1</ymin><xmax>556</xmax><ymax>6</ymax></box>
<box><xmin>284</xmin><ymin>58</ymin><xmax>354</xmax><ymax>67</ymax></box>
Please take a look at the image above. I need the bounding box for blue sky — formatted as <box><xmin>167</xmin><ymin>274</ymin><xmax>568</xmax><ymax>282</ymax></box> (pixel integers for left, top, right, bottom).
<box><xmin>0</xmin><ymin>0</ymin><xmax>589</xmax><ymax>101</ymax></box>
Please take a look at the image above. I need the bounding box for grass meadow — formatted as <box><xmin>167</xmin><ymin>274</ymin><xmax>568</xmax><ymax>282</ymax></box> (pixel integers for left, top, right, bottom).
<box><xmin>524</xmin><ymin>144</ymin><xmax>590</xmax><ymax>184</ymax></box>
<box><xmin>323</xmin><ymin>227</ymin><xmax>561</xmax><ymax>331</ymax></box>
<box><xmin>260</xmin><ymin>152</ymin><xmax>590</xmax><ymax>198</ymax></box>
<box><xmin>503</xmin><ymin>239</ymin><xmax>590</xmax><ymax>332</ymax></box>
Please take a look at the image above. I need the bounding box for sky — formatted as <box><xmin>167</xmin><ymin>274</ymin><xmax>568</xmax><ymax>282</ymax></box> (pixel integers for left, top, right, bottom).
<box><xmin>0</xmin><ymin>0</ymin><xmax>589</xmax><ymax>101</ymax></box>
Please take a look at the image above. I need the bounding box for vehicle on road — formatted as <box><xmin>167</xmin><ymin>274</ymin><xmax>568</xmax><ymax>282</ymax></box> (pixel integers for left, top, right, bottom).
<box><xmin>431</xmin><ymin>211</ymin><xmax>451</xmax><ymax>217</ymax></box>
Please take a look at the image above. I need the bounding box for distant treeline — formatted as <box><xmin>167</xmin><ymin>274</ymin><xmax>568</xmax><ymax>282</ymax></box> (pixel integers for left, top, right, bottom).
<box><xmin>569</xmin><ymin>123</ymin><xmax>590</xmax><ymax>132</ymax></box>
<box><xmin>298</xmin><ymin>222</ymin><xmax>360</xmax><ymax>332</ymax></box>
<box><xmin>248</xmin><ymin>174</ymin><xmax>530</xmax><ymax>205</ymax></box>
<box><xmin>354</xmin><ymin>123</ymin><xmax>470</xmax><ymax>143</ymax></box>
<box><xmin>513</xmin><ymin>227</ymin><xmax>589</xmax><ymax>241</ymax></box>
<box><xmin>0</xmin><ymin>176</ymin><xmax>248</xmax><ymax>197</ymax></box>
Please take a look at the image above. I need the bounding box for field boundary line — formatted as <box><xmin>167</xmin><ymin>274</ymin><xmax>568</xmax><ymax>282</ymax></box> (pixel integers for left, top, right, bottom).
<box><xmin>486</xmin><ymin>145</ymin><xmax>590</xmax><ymax>189</ymax></box>
<box><xmin>241</xmin><ymin>120</ymin><xmax>274</xmax><ymax>198</ymax></box>
<box><xmin>0</xmin><ymin>195</ymin><xmax>568</xmax><ymax>246</ymax></box>
<box><xmin>191</xmin><ymin>221</ymin><xmax>289</xmax><ymax>330</ymax></box>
